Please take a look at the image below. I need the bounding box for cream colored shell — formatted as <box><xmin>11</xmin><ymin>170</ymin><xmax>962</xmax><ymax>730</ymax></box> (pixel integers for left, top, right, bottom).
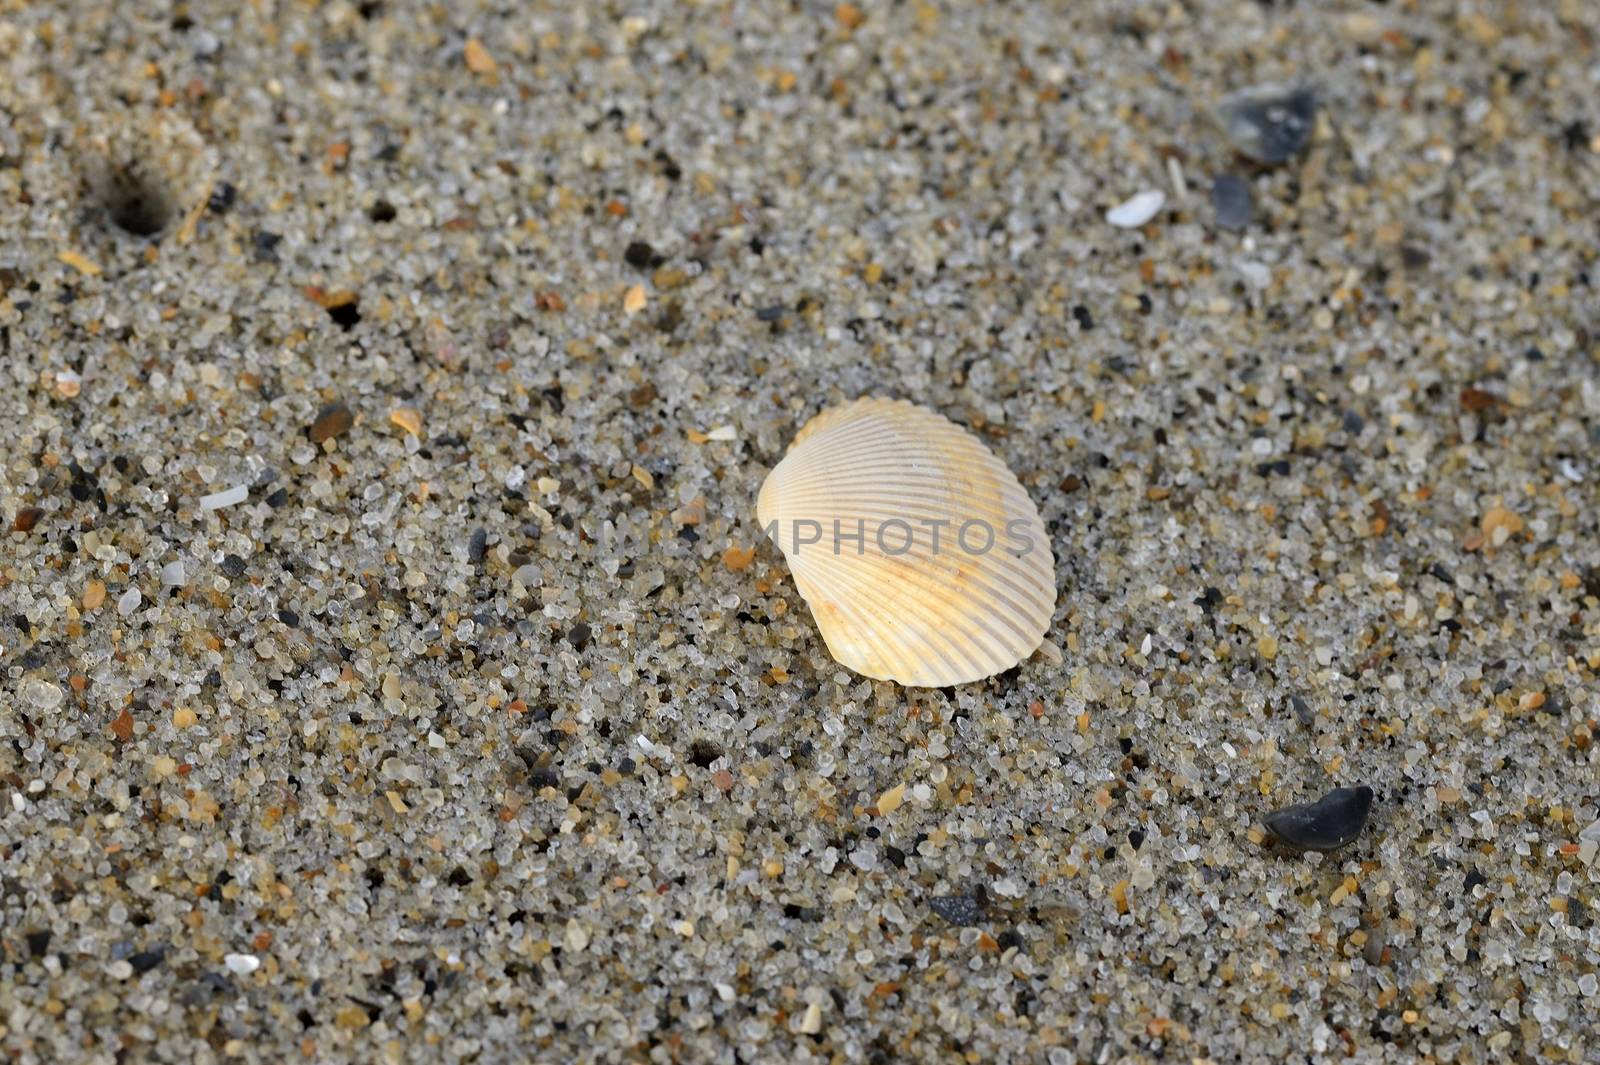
<box><xmin>757</xmin><ymin>398</ymin><xmax>1056</xmax><ymax>687</ymax></box>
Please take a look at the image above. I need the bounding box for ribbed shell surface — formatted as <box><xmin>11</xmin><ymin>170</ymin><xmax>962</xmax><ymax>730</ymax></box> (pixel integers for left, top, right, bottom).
<box><xmin>757</xmin><ymin>398</ymin><xmax>1056</xmax><ymax>687</ymax></box>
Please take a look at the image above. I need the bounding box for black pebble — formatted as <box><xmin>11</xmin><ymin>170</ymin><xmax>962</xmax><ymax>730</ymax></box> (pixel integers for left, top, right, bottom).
<box><xmin>1211</xmin><ymin>174</ymin><xmax>1253</xmax><ymax>230</ymax></box>
<box><xmin>624</xmin><ymin>241</ymin><xmax>658</xmax><ymax>269</ymax></box>
<box><xmin>467</xmin><ymin>527</ymin><xmax>488</xmax><ymax>563</ymax></box>
<box><xmin>567</xmin><ymin>622</ymin><xmax>591</xmax><ymax>651</ymax></box>
<box><xmin>928</xmin><ymin>895</ymin><xmax>983</xmax><ymax>926</ymax></box>
<box><xmin>1220</xmin><ymin>85</ymin><xmax>1317</xmax><ymax>165</ymax></box>
<box><xmin>207</xmin><ymin>182</ymin><xmax>237</xmax><ymax>215</ymax></box>
<box><xmin>253</xmin><ymin>230</ymin><xmax>282</xmax><ymax>262</ymax></box>
<box><xmin>130</xmin><ymin>947</ymin><xmax>166</xmax><ymax>974</ymax></box>
<box><xmin>25</xmin><ymin>929</ymin><xmax>51</xmax><ymax>957</ymax></box>
<box><xmin>1264</xmin><ymin>786</ymin><xmax>1374</xmax><ymax>851</ymax></box>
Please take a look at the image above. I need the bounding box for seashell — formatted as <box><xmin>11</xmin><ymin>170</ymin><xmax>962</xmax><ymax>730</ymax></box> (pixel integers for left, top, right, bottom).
<box><xmin>756</xmin><ymin>398</ymin><xmax>1056</xmax><ymax>687</ymax></box>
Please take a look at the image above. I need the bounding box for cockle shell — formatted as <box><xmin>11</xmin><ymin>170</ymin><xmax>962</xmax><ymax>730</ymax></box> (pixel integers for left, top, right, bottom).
<box><xmin>756</xmin><ymin>398</ymin><xmax>1056</xmax><ymax>687</ymax></box>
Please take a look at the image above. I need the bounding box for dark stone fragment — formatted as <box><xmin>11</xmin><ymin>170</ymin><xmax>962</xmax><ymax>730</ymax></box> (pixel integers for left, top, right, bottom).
<box><xmin>1219</xmin><ymin>85</ymin><xmax>1317</xmax><ymax>165</ymax></box>
<box><xmin>207</xmin><ymin>182</ymin><xmax>236</xmax><ymax>215</ymax></box>
<box><xmin>467</xmin><ymin>528</ymin><xmax>488</xmax><ymax>563</ymax></box>
<box><xmin>928</xmin><ymin>895</ymin><xmax>984</xmax><ymax>926</ymax></box>
<box><xmin>1400</xmin><ymin>245</ymin><xmax>1430</xmax><ymax>270</ymax></box>
<box><xmin>220</xmin><ymin>554</ymin><xmax>247</xmax><ymax>578</ymax></box>
<box><xmin>1211</xmin><ymin>174</ymin><xmax>1253</xmax><ymax>229</ymax></box>
<box><xmin>624</xmin><ymin>241</ymin><xmax>657</xmax><ymax>269</ymax></box>
<box><xmin>130</xmin><ymin>947</ymin><xmax>166</xmax><ymax>974</ymax></box>
<box><xmin>253</xmin><ymin>230</ymin><xmax>282</xmax><ymax>261</ymax></box>
<box><xmin>25</xmin><ymin>929</ymin><xmax>51</xmax><ymax>957</ymax></box>
<box><xmin>1071</xmin><ymin>304</ymin><xmax>1094</xmax><ymax>331</ymax></box>
<box><xmin>1264</xmin><ymin>786</ymin><xmax>1374</xmax><ymax>851</ymax></box>
<box><xmin>567</xmin><ymin>622</ymin><xmax>591</xmax><ymax>651</ymax></box>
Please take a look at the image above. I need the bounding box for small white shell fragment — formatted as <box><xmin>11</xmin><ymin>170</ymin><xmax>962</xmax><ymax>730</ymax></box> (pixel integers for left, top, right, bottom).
<box><xmin>707</xmin><ymin>424</ymin><xmax>737</xmax><ymax>441</ymax></box>
<box><xmin>117</xmin><ymin>587</ymin><xmax>142</xmax><ymax>616</ymax></box>
<box><xmin>199</xmin><ymin>484</ymin><xmax>248</xmax><ymax>510</ymax></box>
<box><xmin>757</xmin><ymin>398</ymin><xmax>1056</xmax><ymax>687</ymax></box>
<box><xmin>1106</xmin><ymin>189</ymin><xmax>1166</xmax><ymax>228</ymax></box>
<box><xmin>223</xmin><ymin>953</ymin><xmax>261</xmax><ymax>975</ymax></box>
<box><xmin>160</xmin><ymin>561</ymin><xmax>186</xmax><ymax>586</ymax></box>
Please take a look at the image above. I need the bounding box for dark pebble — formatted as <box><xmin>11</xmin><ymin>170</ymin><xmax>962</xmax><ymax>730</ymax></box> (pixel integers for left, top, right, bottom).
<box><xmin>25</xmin><ymin>929</ymin><xmax>51</xmax><ymax>957</ymax></box>
<box><xmin>467</xmin><ymin>527</ymin><xmax>488</xmax><ymax>563</ymax></box>
<box><xmin>253</xmin><ymin>230</ymin><xmax>282</xmax><ymax>262</ymax></box>
<box><xmin>624</xmin><ymin>241</ymin><xmax>658</xmax><ymax>269</ymax></box>
<box><xmin>1219</xmin><ymin>85</ymin><xmax>1316</xmax><ymax>165</ymax></box>
<box><xmin>755</xmin><ymin>305</ymin><xmax>786</xmax><ymax>322</ymax></box>
<box><xmin>1289</xmin><ymin>694</ymin><xmax>1316</xmax><ymax>726</ymax></box>
<box><xmin>129</xmin><ymin>947</ymin><xmax>166</xmax><ymax>974</ymax></box>
<box><xmin>1264</xmin><ymin>785</ymin><xmax>1374</xmax><ymax>851</ymax></box>
<box><xmin>220</xmin><ymin>553</ymin><xmax>247</xmax><ymax>578</ymax></box>
<box><xmin>567</xmin><ymin>622</ymin><xmax>591</xmax><ymax>651</ymax></box>
<box><xmin>1211</xmin><ymin>174</ymin><xmax>1253</xmax><ymax>230</ymax></box>
<box><xmin>207</xmin><ymin>182</ymin><xmax>237</xmax><ymax>215</ymax></box>
<box><xmin>928</xmin><ymin>895</ymin><xmax>984</xmax><ymax>926</ymax></box>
